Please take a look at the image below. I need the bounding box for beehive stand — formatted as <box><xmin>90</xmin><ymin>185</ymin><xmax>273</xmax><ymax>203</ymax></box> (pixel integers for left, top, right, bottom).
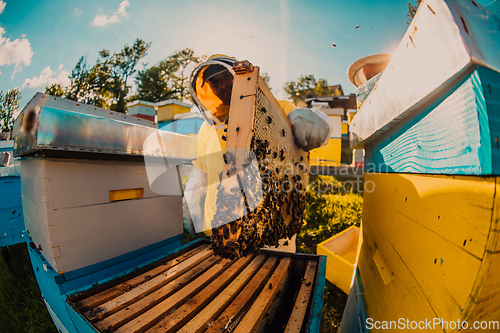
<box><xmin>210</xmin><ymin>61</ymin><xmax>309</xmax><ymax>259</ymax></box>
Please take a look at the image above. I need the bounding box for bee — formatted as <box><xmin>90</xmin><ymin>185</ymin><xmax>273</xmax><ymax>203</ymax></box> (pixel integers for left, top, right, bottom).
<box><xmin>261</xmin><ymin>107</ymin><xmax>267</xmax><ymax>113</ymax></box>
<box><xmin>280</xmin><ymin>150</ymin><xmax>285</xmax><ymax>161</ymax></box>
<box><xmin>282</xmin><ymin>129</ymin><xmax>285</xmax><ymax>137</ymax></box>
<box><xmin>300</xmin><ymin>156</ymin><xmax>304</xmax><ymax>161</ymax></box>
<box><xmin>224</xmin><ymin>127</ymin><xmax>227</xmax><ymax>133</ymax></box>
<box><xmin>222</xmin><ymin>135</ymin><xmax>226</xmax><ymax>141</ymax></box>
<box><xmin>223</xmin><ymin>226</ymin><xmax>230</xmax><ymax>239</ymax></box>
<box><xmin>225</xmin><ymin>117</ymin><xmax>229</xmax><ymax>125</ymax></box>
<box><xmin>273</xmin><ymin>152</ymin><xmax>278</xmax><ymax>159</ymax></box>
<box><xmin>223</xmin><ymin>153</ymin><xmax>228</xmax><ymax>164</ymax></box>
<box><xmin>267</xmin><ymin>116</ymin><xmax>272</xmax><ymax>124</ymax></box>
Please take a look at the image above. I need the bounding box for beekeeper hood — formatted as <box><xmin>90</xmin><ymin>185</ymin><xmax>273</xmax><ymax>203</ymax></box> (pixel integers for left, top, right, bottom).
<box><xmin>189</xmin><ymin>54</ymin><xmax>237</xmax><ymax>125</ymax></box>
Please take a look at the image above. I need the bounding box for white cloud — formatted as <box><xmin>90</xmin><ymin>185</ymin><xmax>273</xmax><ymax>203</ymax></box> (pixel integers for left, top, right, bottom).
<box><xmin>0</xmin><ymin>27</ymin><xmax>33</xmax><ymax>78</ymax></box>
<box><xmin>74</xmin><ymin>8</ymin><xmax>83</xmax><ymax>16</ymax></box>
<box><xmin>92</xmin><ymin>1</ymin><xmax>129</xmax><ymax>27</ymax></box>
<box><xmin>92</xmin><ymin>14</ymin><xmax>119</xmax><ymax>26</ymax></box>
<box><xmin>0</xmin><ymin>1</ymin><xmax>5</xmax><ymax>15</ymax></box>
<box><xmin>21</xmin><ymin>65</ymin><xmax>70</xmax><ymax>89</ymax></box>
<box><xmin>116</xmin><ymin>0</ymin><xmax>129</xmax><ymax>17</ymax></box>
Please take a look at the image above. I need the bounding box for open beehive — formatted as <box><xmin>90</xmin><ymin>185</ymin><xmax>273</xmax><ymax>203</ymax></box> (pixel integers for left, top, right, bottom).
<box><xmin>68</xmin><ymin>240</ymin><xmax>325</xmax><ymax>333</ymax></box>
<box><xmin>211</xmin><ymin>61</ymin><xmax>309</xmax><ymax>259</ymax></box>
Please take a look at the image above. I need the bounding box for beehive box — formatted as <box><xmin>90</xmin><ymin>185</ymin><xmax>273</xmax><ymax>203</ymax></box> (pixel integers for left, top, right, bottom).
<box><xmin>0</xmin><ymin>140</ymin><xmax>24</xmax><ymax>247</ymax></box>
<box><xmin>211</xmin><ymin>61</ymin><xmax>309</xmax><ymax>259</ymax></box>
<box><xmin>317</xmin><ymin>226</ymin><xmax>360</xmax><ymax>294</ymax></box>
<box><xmin>68</xmin><ymin>240</ymin><xmax>326</xmax><ymax>333</ymax></box>
<box><xmin>13</xmin><ymin>93</ymin><xmax>197</xmax><ymax>273</ymax></box>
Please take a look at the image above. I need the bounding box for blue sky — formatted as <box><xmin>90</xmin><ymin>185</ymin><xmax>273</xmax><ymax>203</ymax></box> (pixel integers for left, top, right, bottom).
<box><xmin>0</xmin><ymin>0</ymin><xmax>493</xmax><ymax>111</ymax></box>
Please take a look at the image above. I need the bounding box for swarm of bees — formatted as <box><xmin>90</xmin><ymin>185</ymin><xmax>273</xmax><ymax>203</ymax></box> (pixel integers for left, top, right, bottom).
<box><xmin>210</xmin><ymin>90</ymin><xmax>309</xmax><ymax>259</ymax></box>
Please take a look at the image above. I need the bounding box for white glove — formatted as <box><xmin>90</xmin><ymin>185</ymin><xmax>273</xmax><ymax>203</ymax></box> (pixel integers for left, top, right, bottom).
<box><xmin>184</xmin><ymin>167</ymin><xmax>208</xmax><ymax>235</ymax></box>
<box><xmin>288</xmin><ymin>108</ymin><xmax>332</xmax><ymax>152</ymax></box>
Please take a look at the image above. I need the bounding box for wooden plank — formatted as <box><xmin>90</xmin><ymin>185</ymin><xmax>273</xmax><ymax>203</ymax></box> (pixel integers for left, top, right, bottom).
<box><xmin>148</xmin><ymin>255</ymin><xmax>255</xmax><ymax>333</ymax></box>
<box><xmin>177</xmin><ymin>255</ymin><xmax>266</xmax><ymax>333</ymax></box>
<box><xmin>47</xmin><ymin>195</ymin><xmax>184</xmax><ymax>273</ymax></box>
<box><xmin>285</xmin><ymin>261</ymin><xmax>317</xmax><ymax>333</ymax></box>
<box><xmin>304</xmin><ymin>256</ymin><xmax>326</xmax><ymax>333</ymax></box>
<box><xmin>479</xmin><ymin>66</ymin><xmax>500</xmax><ymax>175</ymax></box>
<box><xmin>77</xmin><ymin>245</ymin><xmax>207</xmax><ymax>311</ymax></box>
<box><xmin>461</xmin><ymin>177</ymin><xmax>500</xmax><ymax>330</ymax></box>
<box><xmin>93</xmin><ymin>255</ymin><xmax>220</xmax><ymax>331</ymax></box>
<box><xmin>357</xmin><ymin>226</ymin><xmax>439</xmax><ymax>327</ymax></box>
<box><xmin>205</xmin><ymin>256</ymin><xmax>279</xmax><ymax>333</ymax></box>
<box><xmin>365</xmin><ymin>70</ymin><xmax>491</xmax><ymax>175</ymax></box>
<box><xmin>226</xmin><ymin>67</ymin><xmax>259</xmax><ymax>151</ymax></box>
<box><xmin>233</xmin><ymin>257</ymin><xmax>291</xmax><ymax>333</ymax></box>
<box><xmin>84</xmin><ymin>247</ymin><xmax>212</xmax><ymax>319</ymax></box>
<box><xmin>348</xmin><ymin>0</ymin><xmax>496</xmax><ymax>149</ymax></box>
<box><xmin>113</xmin><ymin>258</ymin><xmax>233</xmax><ymax>333</ymax></box>
<box><xmin>362</xmin><ymin>173</ymin><xmax>495</xmax><ymax>321</ymax></box>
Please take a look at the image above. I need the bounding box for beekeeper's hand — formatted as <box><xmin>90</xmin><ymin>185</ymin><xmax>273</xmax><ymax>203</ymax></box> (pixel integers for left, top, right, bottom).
<box><xmin>184</xmin><ymin>167</ymin><xmax>208</xmax><ymax>235</ymax></box>
<box><xmin>288</xmin><ymin>108</ymin><xmax>332</xmax><ymax>152</ymax></box>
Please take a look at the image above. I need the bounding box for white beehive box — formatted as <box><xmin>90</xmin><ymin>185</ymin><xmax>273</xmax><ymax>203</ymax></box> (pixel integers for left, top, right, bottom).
<box><xmin>14</xmin><ymin>94</ymin><xmax>197</xmax><ymax>273</ymax></box>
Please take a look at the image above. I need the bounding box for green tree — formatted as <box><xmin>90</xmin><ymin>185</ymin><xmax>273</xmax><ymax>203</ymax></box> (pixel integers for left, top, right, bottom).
<box><xmin>261</xmin><ymin>72</ymin><xmax>271</xmax><ymax>88</ymax></box>
<box><xmin>134</xmin><ymin>48</ymin><xmax>204</xmax><ymax>103</ymax></box>
<box><xmin>45</xmin><ymin>83</ymin><xmax>66</xmax><ymax>98</ymax></box>
<box><xmin>407</xmin><ymin>0</ymin><xmax>422</xmax><ymax>25</ymax></box>
<box><xmin>44</xmin><ymin>39</ymin><xmax>151</xmax><ymax>113</ymax></box>
<box><xmin>0</xmin><ymin>88</ymin><xmax>21</xmax><ymax>133</ymax></box>
<box><xmin>284</xmin><ymin>74</ymin><xmax>330</xmax><ymax>104</ymax></box>
<box><xmin>66</xmin><ymin>56</ymin><xmax>90</xmax><ymax>102</ymax></box>
<box><xmin>98</xmin><ymin>39</ymin><xmax>151</xmax><ymax>112</ymax></box>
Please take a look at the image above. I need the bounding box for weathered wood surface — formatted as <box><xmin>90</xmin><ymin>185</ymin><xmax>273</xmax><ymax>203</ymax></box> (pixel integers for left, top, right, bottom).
<box><xmin>357</xmin><ymin>173</ymin><xmax>500</xmax><ymax>331</ymax></box>
<box><xmin>285</xmin><ymin>261</ymin><xmax>317</xmax><ymax>333</ymax></box>
<box><xmin>365</xmin><ymin>67</ymin><xmax>500</xmax><ymax>175</ymax></box>
<box><xmin>69</xmin><ymin>242</ymin><xmax>322</xmax><ymax>333</ymax></box>
<box><xmin>350</xmin><ymin>0</ymin><xmax>500</xmax><ymax>149</ymax></box>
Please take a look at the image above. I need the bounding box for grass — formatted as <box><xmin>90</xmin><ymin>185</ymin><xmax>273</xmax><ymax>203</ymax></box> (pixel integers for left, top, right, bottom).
<box><xmin>0</xmin><ymin>244</ymin><xmax>57</xmax><ymax>333</ymax></box>
<box><xmin>297</xmin><ymin>175</ymin><xmax>363</xmax><ymax>333</ymax></box>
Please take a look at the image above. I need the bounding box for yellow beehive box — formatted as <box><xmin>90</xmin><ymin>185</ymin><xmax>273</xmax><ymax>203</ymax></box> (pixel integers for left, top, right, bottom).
<box><xmin>156</xmin><ymin>100</ymin><xmax>192</xmax><ymax>123</ymax></box>
<box><xmin>309</xmin><ymin>138</ymin><xmax>341</xmax><ymax>167</ymax></box>
<box><xmin>309</xmin><ymin>107</ymin><xmax>343</xmax><ymax>167</ymax></box>
<box><xmin>317</xmin><ymin>226</ymin><xmax>360</xmax><ymax>294</ymax></box>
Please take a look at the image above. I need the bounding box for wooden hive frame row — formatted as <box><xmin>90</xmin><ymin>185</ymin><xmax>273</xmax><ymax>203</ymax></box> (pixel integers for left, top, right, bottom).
<box><xmin>68</xmin><ymin>240</ymin><xmax>322</xmax><ymax>333</ymax></box>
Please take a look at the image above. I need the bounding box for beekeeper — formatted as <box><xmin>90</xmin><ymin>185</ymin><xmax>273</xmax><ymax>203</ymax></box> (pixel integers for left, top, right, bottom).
<box><xmin>184</xmin><ymin>55</ymin><xmax>332</xmax><ymax>251</ymax></box>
